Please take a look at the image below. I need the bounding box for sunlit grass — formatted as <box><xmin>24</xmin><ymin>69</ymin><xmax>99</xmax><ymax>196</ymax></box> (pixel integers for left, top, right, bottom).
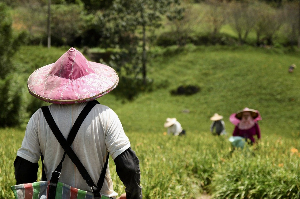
<box><xmin>2</xmin><ymin>128</ymin><xmax>300</xmax><ymax>198</ymax></box>
<box><xmin>100</xmin><ymin>45</ymin><xmax>300</xmax><ymax>139</ymax></box>
<box><xmin>5</xmin><ymin>43</ymin><xmax>300</xmax><ymax>198</ymax></box>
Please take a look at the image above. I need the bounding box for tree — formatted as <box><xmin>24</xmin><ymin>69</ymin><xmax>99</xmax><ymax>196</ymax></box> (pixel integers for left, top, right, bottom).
<box><xmin>227</xmin><ymin>0</ymin><xmax>257</xmax><ymax>45</ymax></box>
<box><xmin>252</xmin><ymin>1</ymin><xmax>284</xmax><ymax>46</ymax></box>
<box><xmin>282</xmin><ymin>2</ymin><xmax>299</xmax><ymax>46</ymax></box>
<box><xmin>80</xmin><ymin>0</ymin><xmax>114</xmax><ymax>11</ymax></box>
<box><xmin>0</xmin><ymin>2</ymin><xmax>25</xmax><ymax>79</ymax></box>
<box><xmin>0</xmin><ymin>2</ymin><xmax>26</xmax><ymax>127</ymax></box>
<box><xmin>203</xmin><ymin>0</ymin><xmax>227</xmax><ymax>36</ymax></box>
<box><xmin>166</xmin><ymin>2</ymin><xmax>196</xmax><ymax>46</ymax></box>
<box><xmin>11</xmin><ymin>0</ymin><xmax>46</xmax><ymax>41</ymax></box>
<box><xmin>50</xmin><ymin>4</ymin><xmax>85</xmax><ymax>46</ymax></box>
<box><xmin>101</xmin><ymin>0</ymin><xmax>181</xmax><ymax>85</ymax></box>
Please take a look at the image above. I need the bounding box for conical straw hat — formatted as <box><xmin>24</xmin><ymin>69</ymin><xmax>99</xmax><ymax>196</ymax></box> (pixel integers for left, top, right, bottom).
<box><xmin>164</xmin><ymin>118</ymin><xmax>177</xmax><ymax>128</ymax></box>
<box><xmin>28</xmin><ymin>47</ymin><xmax>119</xmax><ymax>104</ymax></box>
<box><xmin>210</xmin><ymin>113</ymin><xmax>223</xmax><ymax>121</ymax></box>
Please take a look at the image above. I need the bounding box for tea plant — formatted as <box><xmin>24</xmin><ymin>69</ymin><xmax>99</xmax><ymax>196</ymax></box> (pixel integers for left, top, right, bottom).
<box><xmin>2</xmin><ymin>128</ymin><xmax>300</xmax><ymax>199</ymax></box>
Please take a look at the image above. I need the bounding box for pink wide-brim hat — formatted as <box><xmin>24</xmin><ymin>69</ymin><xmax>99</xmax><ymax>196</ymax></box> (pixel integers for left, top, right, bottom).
<box><xmin>28</xmin><ymin>47</ymin><xmax>119</xmax><ymax>104</ymax></box>
<box><xmin>229</xmin><ymin>107</ymin><xmax>262</xmax><ymax>125</ymax></box>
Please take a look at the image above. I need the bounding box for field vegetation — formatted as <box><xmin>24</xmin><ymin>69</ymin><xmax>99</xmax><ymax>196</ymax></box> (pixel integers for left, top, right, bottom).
<box><xmin>0</xmin><ymin>45</ymin><xmax>300</xmax><ymax>198</ymax></box>
<box><xmin>1</xmin><ymin>0</ymin><xmax>300</xmax><ymax>198</ymax></box>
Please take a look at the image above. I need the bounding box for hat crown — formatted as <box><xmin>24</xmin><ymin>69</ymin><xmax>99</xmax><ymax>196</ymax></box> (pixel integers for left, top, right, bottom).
<box><xmin>28</xmin><ymin>47</ymin><xmax>119</xmax><ymax>104</ymax></box>
<box><xmin>164</xmin><ymin>118</ymin><xmax>177</xmax><ymax>128</ymax></box>
<box><xmin>210</xmin><ymin>113</ymin><xmax>223</xmax><ymax>121</ymax></box>
<box><xmin>50</xmin><ymin>47</ymin><xmax>94</xmax><ymax>80</ymax></box>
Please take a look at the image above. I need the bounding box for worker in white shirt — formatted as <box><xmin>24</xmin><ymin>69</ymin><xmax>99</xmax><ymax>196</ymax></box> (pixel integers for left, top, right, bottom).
<box><xmin>164</xmin><ymin>118</ymin><xmax>186</xmax><ymax>136</ymax></box>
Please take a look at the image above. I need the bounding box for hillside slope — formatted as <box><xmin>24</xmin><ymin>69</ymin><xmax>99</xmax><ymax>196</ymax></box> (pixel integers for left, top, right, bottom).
<box><xmin>100</xmin><ymin>46</ymin><xmax>300</xmax><ymax>138</ymax></box>
<box><xmin>12</xmin><ymin>45</ymin><xmax>300</xmax><ymax>138</ymax></box>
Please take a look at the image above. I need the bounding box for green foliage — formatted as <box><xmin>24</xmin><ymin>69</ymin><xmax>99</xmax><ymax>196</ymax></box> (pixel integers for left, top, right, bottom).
<box><xmin>11</xmin><ymin>0</ymin><xmax>46</xmax><ymax>44</ymax></box>
<box><xmin>211</xmin><ymin>143</ymin><xmax>300</xmax><ymax>198</ymax></box>
<box><xmin>9</xmin><ymin>45</ymin><xmax>300</xmax><ymax>133</ymax></box>
<box><xmin>156</xmin><ymin>31</ymin><xmax>179</xmax><ymax>47</ymax></box>
<box><xmin>0</xmin><ymin>129</ymin><xmax>24</xmax><ymax>198</ymax></box>
<box><xmin>1</xmin><ymin>45</ymin><xmax>300</xmax><ymax>198</ymax></box>
<box><xmin>0</xmin><ymin>2</ymin><xmax>25</xmax><ymax>79</ymax></box>
<box><xmin>0</xmin><ymin>74</ymin><xmax>28</xmax><ymax>127</ymax></box>
<box><xmin>227</xmin><ymin>1</ymin><xmax>257</xmax><ymax>45</ymax></box>
<box><xmin>0</xmin><ymin>46</ymin><xmax>66</xmax><ymax>127</ymax></box>
<box><xmin>2</xmin><ymin>129</ymin><xmax>300</xmax><ymax>198</ymax></box>
<box><xmin>80</xmin><ymin>0</ymin><xmax>114</xmax><ymax>11</ymax></box>
<box><xmin>252</xmin><ymin>1</ymin><xmax>283</xmax><ymax>46</ymax></box>
<box><xmin>13</xmin><ymin>46</ymin><xmax>68</xmax><ymax>73</ymax></box>
<box><xmin>0</xmin><ymin>3</ymin><xmax>27</xmax><ymax>127</ymax></box>
<box><xmin>99</xmin><ymin>0</ymin><xmax>182</xmax><ymax>87</ymax></box>
<box><xmin>78</xmin><ymin>11</ymin><xmax>105</xmax><ymax>47</ymax></box>
<box><xmin>156</xmin><ymin>32</ymin><xmax>239</xmax><ymax>47</ymax></box>
<box><xmin>98</xmin><ymin>45</ymin><xmax>300</xmax><ymax>137</ymax></box>
<box><xmin>50</xmin><ymin>4</ymin><xmax>85</xmax><ymax>46</ymax></box>
<box><xmin>191</xmin><ymin>33</ymin><xmax>239</xmax><ymax>46</ymax></box>
<box><xmin>7</xmin><ymin>0</ymin><xmax>300</xmax><ymax>48</ymax></box>
<box><xmin>112</xmin><ymin>76</ymin><xmax>154</xmax><ymax>101</ymax></box>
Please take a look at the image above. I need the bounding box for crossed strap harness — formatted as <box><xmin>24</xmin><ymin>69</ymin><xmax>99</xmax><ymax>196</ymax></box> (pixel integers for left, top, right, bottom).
<box><xmin>41</xmin><ymin>101</ymin><xmax>109</xmax><ymax>199</ymax></box>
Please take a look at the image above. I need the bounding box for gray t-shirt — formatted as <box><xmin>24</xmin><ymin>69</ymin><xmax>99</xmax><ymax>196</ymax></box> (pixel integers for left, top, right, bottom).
<box><xmin>17</xmin><ymin>102</ymin><xmax>130</xmax><ymax>198</ymax></box>
<box><xmin>210</xmin><ymin>120</ymin><xmax>225</xmax><ymax>135</ymax></box>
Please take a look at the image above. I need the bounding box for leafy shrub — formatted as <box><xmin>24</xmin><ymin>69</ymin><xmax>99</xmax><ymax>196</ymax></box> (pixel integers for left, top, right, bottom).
<box><xmin>0</xmin><ymin>74</ymin><xmax>28</xmax><ymax>127</ymax></box>
<box><xmin>156</xmin><ymin>31</ymin><xmax>180</xmax><ymax>47</ymax></box>
<box><xmin>49</xmin><ymin>4</ymin><xmax>85</xmax><ymax>46</ymax></box>
<box><xmin>156</xmin><ymin>32</ymin><xmax>238</xmax><ymax>47</ymax></box>
<box><xmin>112</xmin><ymin>76</ymin><xmax>154</xmax><ymax>101</ymax></box>
<box><xmin>0</xmin><ymin>3</ymin><xmax>27</xmax><ymax>127</ymax></box>
<box><xmin>0</xmin><ymin>2</ymin><xmax>25</xmax><ymax>79</ymax></box>
<box><xmin>191</xmin><ymin>33</ymin><xmax>238</xmax><ymax>46</ymax></box>
<box><xmin>2</xmin><ymin>46</ymin><xmax>67</xmax><ymax>128</ymax></box>
<box><xmin>170</xmin><ymin>85</ymin><xmax>200</xmax><ymax>96</ymax></box>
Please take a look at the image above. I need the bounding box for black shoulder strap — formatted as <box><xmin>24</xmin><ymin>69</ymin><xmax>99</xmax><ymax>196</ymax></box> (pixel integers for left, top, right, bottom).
<box><xmin>41</xmin><ymin>100</ymin><xmax>108</xmax><ymax>197</ymax></box>
<box><xmin>44</xmin><ymin>100</ymin><xmax>99</xmax><ymax>180</ymax></box>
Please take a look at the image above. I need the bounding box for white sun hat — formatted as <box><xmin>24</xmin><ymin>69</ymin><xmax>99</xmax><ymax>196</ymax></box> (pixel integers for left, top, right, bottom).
<box><xmin>164</xmin><ymin>118</ymin><xmax>177</xmax><ymax>128</ymax></box>
<box><xmin>210</xmin><ymin>113</ymin><xmax>223</xmax><ymax>121</ymax></box>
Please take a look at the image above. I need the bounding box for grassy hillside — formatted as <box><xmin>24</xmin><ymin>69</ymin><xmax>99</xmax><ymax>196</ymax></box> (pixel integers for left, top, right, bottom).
<box><xmin>3</xmin><ymin>45</ymin><xmax>300</xmax><ymax>198</ymax></box>
<box><xmin>11</xmin><ymin>45</ymin><xmax>300</xmax><ymax>138</ymax></box>
<box><xmin>11</xmin><ymin>45</ymin><xmax>300</xmax><ymax>137</ymax></box>
<box><xmin>98</xmin><ymin>45</ymin><xmax>300</xmax><ymax>139</ymax></box>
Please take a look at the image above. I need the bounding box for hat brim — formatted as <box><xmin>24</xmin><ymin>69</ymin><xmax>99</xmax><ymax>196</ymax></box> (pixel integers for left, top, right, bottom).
<box><xmin>210</xmin><ymin>115</ymin><xmax>223</xmax><ymax>121</ymax></box>
<box><xmin>28</xmin><ymin>62</ymin><xmax>119</xmax><ymax>104</ymax></box>
<box><xmin>164</xmin><ymin>118</ymin><xmax>177</xmax><ymax>128</ymax></box>
<box><xmin>229</xmin><ymin>112</ymin><xmax>262</xmax><ymax>125</ymax></box>
<box><xmin>164</xmin><ymin>122</ymin><xmax>175</xmax><ymax>128</ymax></box>
<box><xmin>235</xmin><ymin>110</ymin><xmax>258</xmax><ymax>120</ymax></box>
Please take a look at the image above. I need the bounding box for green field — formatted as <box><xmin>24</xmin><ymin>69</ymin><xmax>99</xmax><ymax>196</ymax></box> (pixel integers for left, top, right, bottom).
<box><xmin>1</xmin><ymin>45</ymin><xmax>300</xmax><ymax>198</ymax></box>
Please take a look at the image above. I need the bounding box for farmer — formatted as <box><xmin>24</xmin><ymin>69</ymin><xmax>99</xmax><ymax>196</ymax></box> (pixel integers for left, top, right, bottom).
<box><xmin>230</xmin><ymin>107</ymin><xmax>261</xmax><ymax>144</ymax></box>
<box><xmin>13</xmin><ymin>48</ymin><xmax>142</xmax><ymax>199</ymax></box>
<box><xmin>210</xmin><ymin>113</ymin><xmax>226</xmax><ymax>136</ymax></box>
<box><xmin>164</xmin><ymin>118</ymin><xmax>186</xmax><ymax>136</ymax></box>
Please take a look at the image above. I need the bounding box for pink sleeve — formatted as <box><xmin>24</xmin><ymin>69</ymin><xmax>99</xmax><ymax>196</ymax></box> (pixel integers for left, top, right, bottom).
<box><xmin>233</xmin><ymin>125</ymin><xmax>239</xmax><ymax>136</ymax></box>
<box><xmin>255</xmin><ymin>123</ymin><xmax>261</xmax><ymax>139</ymax></box>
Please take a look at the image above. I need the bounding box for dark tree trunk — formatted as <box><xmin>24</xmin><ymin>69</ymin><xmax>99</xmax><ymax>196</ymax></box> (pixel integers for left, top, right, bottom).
<box><xmin>298</xmin><ymin>0</ymin><xmax>300</xmax><ymax>48</ymax></box>
<box><xmin>47</xmin><ymin>0</ymin><xmax>51</xmax><ymax>48</ymax></box>
<box><xmin>142</xmin><ymin>12</ymin><xmax>147</xmax><ymax>85</ymax></box>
